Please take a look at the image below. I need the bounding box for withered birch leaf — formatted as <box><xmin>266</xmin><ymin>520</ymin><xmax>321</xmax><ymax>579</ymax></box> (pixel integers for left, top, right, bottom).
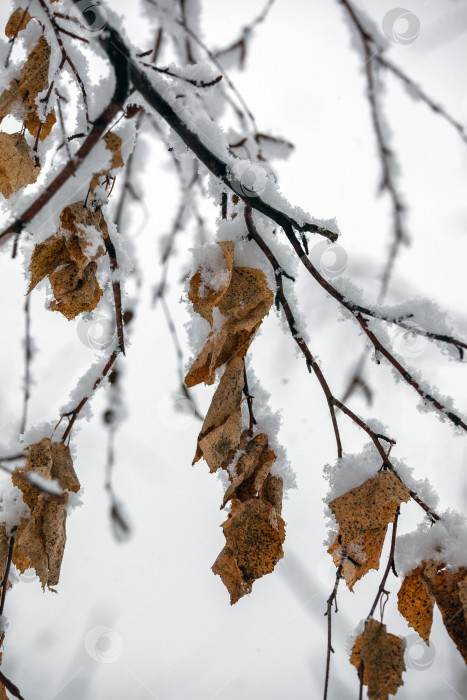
<box><xmin>350</xmin><ymin>620</ymin><xmax>406</xmax><ymax>700</ymax></box>
<box><xmin>0</xmin><ymin>35</ymin><xmax>55</xmax><ymax>138</ymax></box>
<box><xmin>260</xmin><ymin>474</ymin><xmax>283</xmax><ymax>518</ymax></box>
<box><xmin>49</xmin><ymin>260</ymin><xmax>103</xmax><ymax>320</ymax></box>
<box><xmin>28</xmin><ymin>235</ymin><xmax>69</xmax><ymax>293</ymax></box>
<box><xmin>212</xmin><ymin>546</ymin><xmax>249</xmax><ymax>605</ymax></box>
<box><xmin>12</xmin><ymin>439</ymin><xmax>80</xmax><ymax>589</ymax></box>
<box><xmin>185</xmin><ymin>242</ymin><xmax>273</xmax><ymax>387</ymax></box>
<box><xmin>28</xmin><ymin>203</ymin><xmax>106</xmax><ymax>319</ymax></box>
<box><xmin>328</xmin><ymin>472</ymin><xmax>409</xmax><ymax>590</ymax></box>
<box><xmin>198</xmin><ymin>412</ymin><xmax>242</xmax><ymax>474</ymax></box>
<box><xmin>193</xmin><ymin>355</ymin><xmax>244</xmax><ymax>470</ymax></box>
<box><xmin>397</xmin><ymin>566</ymin><xmax>434</xmax><ymax>644</ymax></box>
<box><xmin>221</xmin><ymin>434</ymin><xmax>272</xmax><ymax>508</ymax></box>
<box><xmin>42</xmin><ymin>497</ymin><xmax>68</xmax><ymax>587</ymax></box>
<box><xmin>188</xmin><ymin>241</ymin><xmax>234</xmax><ymax>325</ymax></box>
<box><xmin>328</xmin><ymin>526</ymin><xmax>388</xmax><ymax>592</ymax></box>
<box><xmin>50</xmin><ymin>442</ymin><xmax>80</xmax><ymax>493</ymax></box>
<box><xmin>426</xmin><ymin>565</ymin><xmax>467</xmax><ymax>663</ymax></box>
<box><xmin>0</xmin><ymin>132</ymin><xmax>40</xmax><ymax>198</ymax></box>
<box><xmin>214</xmin><ymin>498</ymin><xmax>285</xmax><ymax>604</ymax></box>
<box><xmin>329</xmin><ymin>472</ymin><xmax>410</xmax><ymax>545</ymax></box>
<box><xmin>5</xmin><ymin>8</ymin><xmax>33</xmax><ymax>37</ymax></box>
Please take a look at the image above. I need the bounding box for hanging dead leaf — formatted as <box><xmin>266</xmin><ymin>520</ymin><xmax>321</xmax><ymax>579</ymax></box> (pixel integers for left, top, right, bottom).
<box><xmin>188</xmin><ymin>241</ymin><xmax>234</xmax><ymax>325</ymax></box>
<box><xmin>0</xmin><ymin>132</ymin><xmax>40</xmax><ymax>199</ymax></box>
<box><xmin>28</xmin><ymin>202</ymin><xmax>106</xmax><ymax>319</ymax></box>
<box><xmin>5</xmin><ymin>8</ymin><xmax>33</xmax><ymax>38</ymax></box>
<box><xmin>397</xmin><ymin>566</ymin><xmax>434</xmax><ymax>644</ymax></box>
<box><xmin>350</xmin><ymin>619</ymin><xmax>406</xmax><ymax>700</ymax></box>
<box><xmin>221</xmin><ymin>433</ymin><xmax>272</xmax><ymax>508</ymax></box>
<box><xmin>213</xmin><ymin>497</ymin><xmax>285</xmax><ymax>604</ymax></box>
<box><xmin>0</xmin><ymin>35</ymin><xmax>56</xmax><ymax>138</ymax></box>
<box><xmin>89</xmin><ymin>132</ymin><xmax>124</xmax><ymax>196</ymax></box>
<box><xmin>327</xmin><ymin>471</ymin><xmax>410</xmax><ymax>590</ymax></box>
<box><xmin>12</xmin><ymin>438</ymin><xmax>80</xmax><ymax>589</ymax></box>
<box><xmin>328</xmin><ymin>527</ymin><xmax>388</xmax><ymax>592</ymax></box>
<box><xmin>425</xmin><ymin>565</ymin><xmax>467</xmax><ymax>663</ymax></box>
<box><xmin>193</xmin><ymin>355</ymin><xmax>244</xmax><ymax>471</ymax></box>
<box><xmin>185</xmin><ymin>241</ymin><xmax>273</xmax><ymax>387</ymax></box>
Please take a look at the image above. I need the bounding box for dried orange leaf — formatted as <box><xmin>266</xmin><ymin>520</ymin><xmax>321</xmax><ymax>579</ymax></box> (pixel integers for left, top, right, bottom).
<box><xmin>12</xmin><ymin>439</ymin><xmax>80</xmax><ymax>589</ymax></box>
<box><xmin>350</xmin><ymin>619</ymin><xmax>406</xmax><ymax>700</ymax></box>
<box><xmin>28</xmin><ymin>203</ymin><xmax>106</xmax><ymax>319</ymax></box>
<box><xmin>50</xmin><ymin>442</ymin><xmax>80</xmax><ymax>493</ymax></box>
<box><xmin>212</xmin><ymin>546</ymin><xmax>248</xmax><ymax>605</ymax></box>
<box><xmin>329</xmin><ymin>472</ymin><xmax>410</xmax><ymax>546</ymax></box>
<box><xmin>222</xmin><ymin>434</ymin><xmax>272</xmax><ymax>508</ymax></box>
<box><xmin>28</xmin><ymin>235</ymin><xmax>69</xmax><ymax>293</ymax></box>
<box><xmin>0</xmin><ymin>132</ymin><xmax>40</xmax><ymax>199</ymax></box>
<box><xmin>425</xmin><ymin>565</ymin><xmax>467</xmax><ymax>663</ymax></box>
<box><xmin>328</xmin><ymin>526</ymin><xmax>388</xmax><ymax>591</ymax></box>
<box><xmin>193</xmin><ymin>355</ymin><xmax>244</xmax><ymax>470</ymax></box>
<box><xmin>397</xmin><ymin>566</ymin><xmax>434</xmax><ymax>644</ymax></box>
<box><xmin>188</xmin><ymin>241</ymin><xmax>234</xmax><ymax>325</ymax></box>
<box><xmin>5</xmin><ymin>8</ymin><xmax>33</xmax><ymax>37</ymax></box>
<box><xmin>185</xmin><ymin>242</ymin><xmax>273</xmax><ymax>387</ymax></box>
<box><xmin>214</xmin><ymin>498</ymin><xmax>285</xmax><ymax>604</ymax></box>
<box><xmin>49</xmin><ymin>260</ymin><xmax>103</xmax><ymax>320</ymax></box>
<box><xmin>328</xmin><ymin>472</ymin><xmax>409</xmax><ymax>590</ymax></box>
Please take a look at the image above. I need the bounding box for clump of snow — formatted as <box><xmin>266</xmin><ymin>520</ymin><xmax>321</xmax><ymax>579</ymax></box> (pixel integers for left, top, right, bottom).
<box><xmin>323</xmin><ymin>442</ymin><xmax>382</xmax><ymax>505</ymax></box>
<box><xmin>190</xmin><ymin>242</ymin><xmax>230</xmax><ymax>296</ymax></box>
<box><xmin>0</xmin><ymin>483</ymin><xmax>30</xmax><ymax>535</ymax></box>
<box><xmin>395</xmin><ymin>510</ymin><xmax>467</xmax><ymax>575</ymax></box>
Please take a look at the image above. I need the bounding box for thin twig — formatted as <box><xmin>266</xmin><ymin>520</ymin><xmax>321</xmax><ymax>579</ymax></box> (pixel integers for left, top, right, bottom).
<box><xmin>20</xmin><ymin>296</ymin><xmax>32</xmax><ymax>436</ymax></box>
<box><xmin>367</xmin><ymin>506</ymin><xmax>400</xmax><ymax>619</ymax></box>
<box><xmin>323</xmin><ymin>557</ymin><xmax>344</xmax><ymax>700</ymax></box>
<box><xmin>0</xmin><ymin>528</ymin><xmax>17</xmax><ymax>616</ymax></box>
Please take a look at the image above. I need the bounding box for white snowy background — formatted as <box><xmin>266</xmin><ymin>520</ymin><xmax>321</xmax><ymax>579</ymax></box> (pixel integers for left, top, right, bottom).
<box><xmin>0</xmin><ymin>0</ymin><xmax>467</xmax><ymax>698</ymax></box>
